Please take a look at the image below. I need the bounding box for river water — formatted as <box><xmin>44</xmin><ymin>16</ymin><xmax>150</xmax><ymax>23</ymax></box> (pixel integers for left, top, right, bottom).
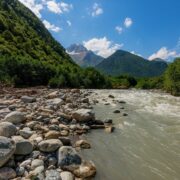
<box><xmin>81</xmin><ymin>90</ymin><xmax>180</xmax><ymax>180</ymax></box>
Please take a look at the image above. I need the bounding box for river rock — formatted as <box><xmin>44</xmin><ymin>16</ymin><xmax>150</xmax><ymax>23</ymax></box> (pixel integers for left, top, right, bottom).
<box><xmin>45</xmin><ymin>131</ymin><xmax>61</xmax><ymax>139</ymax></box>
<box><xmin>16</xmin><ymin>166</ymin><xmax>25</xmax><ymax>176</ymax></box>
<box><xmin>45</xmin><ymin>170</ymin><xmax>61</xmax><ymax>180</ymax></box>
<box><xmin>38</xmin><ymin>139</ymin><xmax>63</xmax><ymax>152</ymax></box>
<box><xmin>31</xmin><ymin>159</ymin><xmax>44</xmax><ymax>170</ymax></box>
<box><xmin>108</xmin><ymin>95</ymin><xmax>114</xmax><ymax>98</ymax></box>
<box><xmin>12</xmin><ymin>136</ymin><xmax>33</xmax><ymax>155</ymax></box>
<box><xmin>19</xmin><ymin>128</ymin><xmax>33</xmax><ymax>139</ymax></box>
<box><xmin>0</xmin><ymin>136</ymin><xmax>16</xmax><ymax>167</ymax></box>
<box><xmin>73</xmin><ymin>161</ymin><xmax>96</xmax><ymax>178</ymax></box>
<box><xmin>4</xmin><ymin>111</ymin><xmax>26</xmax><ymax>124</ymax></box>
<box><xmin>72</xmin><ymin>109</ymin><xmax>95</xmax><ymax>122</ymax></box>
<box><xmin>60</xmin><ymin>171</ymin><xmax>74</xmax><ymax>180</ymax></box>
<box><xmin>58</xmin><ymin>146</ymin><xmax>81</xmax><ymax>168</ymax></box>
<box><xmin>47</xmin><ymin>91</ymin><xmax>59</xmax><ymax>99</ymax></box>
<box><xmin>0</xmin><ymin>167</ymin><xmax>16</xmax><ymax>180</ymax></box>
<box><xmin>0</xmin><ymin>122</ymin><xmax>17</xmax><ymax>137</ymax></box>
<box><xmin>21</xmin><ymin>96</ymin><xmax>36</xmax><ymax>103</ymax></box>
<box><xmin>75</xmin><ymin>140</ymin><xmax>91</xmax><ymax>149</ymax></box>
<box><xmin>113</xmin><ymin>110</ymin><xmax>120</xmax><ymax>113</ymax></box>
<box><xmin>46</xmin><ymin>98</ymin><xmax>63</xmax><ymax>107</ymax></box>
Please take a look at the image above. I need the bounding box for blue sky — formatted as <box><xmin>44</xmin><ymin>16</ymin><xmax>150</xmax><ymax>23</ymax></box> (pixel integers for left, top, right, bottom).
<box><xmin>19</xmin><ymin>0</ymin><xmax>180</xmax><ymax>60</ymax></box>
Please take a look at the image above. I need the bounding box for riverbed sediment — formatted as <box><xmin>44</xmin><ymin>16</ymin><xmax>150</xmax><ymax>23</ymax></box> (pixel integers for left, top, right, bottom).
<box><xmin>0</xmin><ymin>87</ymin><xmax>115</xmax><ymax>180</ymax></box>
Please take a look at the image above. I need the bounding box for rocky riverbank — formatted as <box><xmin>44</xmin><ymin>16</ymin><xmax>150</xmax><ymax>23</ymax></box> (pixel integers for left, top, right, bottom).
<box><xmin>0</xmin><ymin>87</ymin><xmax>114</xmax><ymax>180</ymax></box>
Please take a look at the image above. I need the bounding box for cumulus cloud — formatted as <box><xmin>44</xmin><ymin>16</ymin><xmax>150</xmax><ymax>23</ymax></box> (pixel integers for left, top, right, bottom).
<box><xmin>46</xmin><ymin>0</ymin><xmax>73</xmax><ymax>14</ymax></box>
<box><xmin>148</xmin><ymin>47</ymin><xmax>177</xmax><ymax>60</ymax></box>
<box><xmin>43</xmin><ymin>20</ymin><xmax>61</xmax><ymax>32</ymax></box>
<box><xmin>18</xmin><ymin>0</ymin><xmax>43</xmax><ymax>18</ymax></box>
<box><xmin>115</xmin><ymin>26</ymin><xmax>123</xmax><ymax>34</ymax></box>
<box><xmin>19</xmin><ymin>0</ymin><xmax>73</xmax><ymax>17</ymax></box>
<box><xmin>83</xmin><ymin>37</ymin><xmax>123</xmax><ymax>58</ymax></box>
<box><xmin>124</xmin><ymin>17</ymin><xmax>133</xmax><ymax>28</ymax></box>
<box><xmin>92</xmin><ymin>3</ymin><xmax>103</xmax><ymax>17</ymax></box>
<box><xmin>67</xmin><ymin>20</ymin><xmax>72</xmax><ymax>27</ymax></box>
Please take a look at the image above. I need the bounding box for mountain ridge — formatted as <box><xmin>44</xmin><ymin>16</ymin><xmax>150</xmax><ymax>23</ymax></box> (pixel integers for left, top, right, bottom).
<box><xmin>96</xmin><ymin>50</ymin><xmax>168</xmax><ymax>77</ymax></box>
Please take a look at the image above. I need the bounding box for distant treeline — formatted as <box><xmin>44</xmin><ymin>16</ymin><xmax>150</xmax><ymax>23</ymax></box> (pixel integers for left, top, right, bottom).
<box><xmin>110</xmin><ymin>58</ymin><xmax>180</xmax><ymax>96</ymax></box>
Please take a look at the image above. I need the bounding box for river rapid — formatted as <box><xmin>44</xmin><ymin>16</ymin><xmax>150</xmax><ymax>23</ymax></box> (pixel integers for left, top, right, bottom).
<box><xmin>81</xmin><ymin>90</ymin><xmax>180</xmax><ymax>180</ymax></box>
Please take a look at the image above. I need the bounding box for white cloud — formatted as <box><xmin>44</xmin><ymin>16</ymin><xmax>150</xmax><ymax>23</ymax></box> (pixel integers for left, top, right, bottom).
<box><xmin>83</xmin><ymin>37</ymin><xmax>123</xmax><ymax>58</ymax></box>
<box><xmin>115</xmin><ymin>26</ymin><xmax>123</xmax><ymax>34</ymax></box>
<box><xmin>148</xmin><ymin>47</ymin><xmax>177</xmax><ymax>60</ymax></box>
<box><xmin>92</xmin><ymin>3</ymin><xmax>103</xmax><ymax>17</ymax></box>
<box><xmin>18</xmin><ymin>0</ymin><xmax>43</xmax><ymax>18</ymax></box>
<box><xmin>46</xmin><ymin>0</ymin><xmax>72</xmax><ymax>14</ymax></box>
<box><xmin>43</xmin><ymin>20</ymin><xmax>61</xmax><ymax>32</ymax></box>
<box><xmin>131</xmin><ymin>51</ymin><xmax>142</xmax><ymax>57</ymax></box>
<box><xmin>124</xmin><ymin>17</ymin><xmax>133</xmax><ymax>28</ymax></box>
<box><xmin>67</xmin><ymin>20</ymin><xmax>72</xmax><ymax>27</ymax></box>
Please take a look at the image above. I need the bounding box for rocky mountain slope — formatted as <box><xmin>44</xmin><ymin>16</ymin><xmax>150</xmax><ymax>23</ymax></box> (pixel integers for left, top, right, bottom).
<box><xmin>67</xmin><ymin>44</ymin><xmax>104</xmax><ymax>67</ymax></box>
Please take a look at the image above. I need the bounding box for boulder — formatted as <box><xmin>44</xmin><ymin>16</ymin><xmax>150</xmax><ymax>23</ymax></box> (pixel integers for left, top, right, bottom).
<box><xmin>72</xmin><ymin>109</ymin><xmax>95</xmax><ymax>122</ymax></box>
<box><xmin>0</xmin><ymin>122</ymin><xmax>17</xmax><ymax>137</ymax></box>
<box><xmin>73</xmin><ymin>161</ymin><xmax>96</xmax><ymax>178</ymax></box>
<box><xmin>0</xmin><ymin>136</ymin><xmax>16</xmax><ymax>167</ymax></box>
<box><xmin>12</xmin><ymin>136</ymin><xmax>33</xmax><ymax>155</ymax></box>
<box><xmin>4</xmin><ymin>111</ymin><xmax>26</xmax><ymax>124</ymax></box>
<box><xmin>58</xmin><ymin>146</ymin><xmax>81</xmax><ymax>168</ymax></box>
<box><xmin>75</xmin><ymin>140</ymin><xmax>91</xmax><ymax>149</ymax></box>
<box><xmin>0</xmin><ymin>167</ymin><xmax>16</xmax><ymax>180</ymax></box>
<box><xmin>60</xmin><ymin>171</ymin><xmax>74</xmax><ymax>180</ymax></box>
<box><xmin>45</xmin><ymin>170</ymin><xmax>61</xmax><ymax>180</ymax></box>
<box><xmin>38</xmin><ymin>139</ymin><xmax>63</xmax><ymax>152</ymax></box>
<box><xmin>21</xmin><ymin>96</ymin><xmax>36</xmax><ymax>103</ymax></box>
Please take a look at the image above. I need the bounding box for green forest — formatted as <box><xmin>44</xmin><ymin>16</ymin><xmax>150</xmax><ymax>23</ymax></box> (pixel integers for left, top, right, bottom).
<box><xmin>0</xmin><ymin>0</ymin><xmax>179</xmax><ymax>96</ymax></box>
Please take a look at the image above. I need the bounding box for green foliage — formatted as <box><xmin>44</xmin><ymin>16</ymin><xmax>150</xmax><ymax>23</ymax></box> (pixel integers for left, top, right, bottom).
<box><xmin>164</xmin><ymin>58</ymin><xmax>180</xmax><ymax>96</ymax></box>
<box><xmin>110</xmin><ymin>75</ymin><xmax>137</xmax><ymax>88</ymax></box>
<box><xmin>0</xmin><ymin>0</ymin><xmax>111</xmax><ymax>89</ymax></box>
<box><xmin>96</xmin><ymin>50</ymin><xmax>168</xmax><ymax>77</ymax></box>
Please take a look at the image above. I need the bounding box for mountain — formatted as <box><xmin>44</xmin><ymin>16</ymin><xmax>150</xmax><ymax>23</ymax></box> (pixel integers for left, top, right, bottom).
<box><xmin>0</xmin><ymin>0</ymin><xmax>73</xmax><ymax>65</ymax></box>
<box><xmin>67</xmin><ymin>44</ymin><xmax>104</xmax><ymax>67</ymax></box>
<box><xmin>96</xmin><ymin>50</ymin><xmax>168</xmax><ymax>77</ymax></box>
<box><xmin>0</xmin><ymin>0</ymin><xmax>110</xmax><ymax>88</ymax></box>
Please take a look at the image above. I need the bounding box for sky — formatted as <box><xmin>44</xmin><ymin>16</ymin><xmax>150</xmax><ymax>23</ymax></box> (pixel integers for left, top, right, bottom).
<box><xmin>19</xmin><ymin>0</ymin><xmax>180</xmax><ymax>61</ymax></box>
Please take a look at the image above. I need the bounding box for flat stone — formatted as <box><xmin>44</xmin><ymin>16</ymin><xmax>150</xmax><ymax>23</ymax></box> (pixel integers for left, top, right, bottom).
<box><xmin>72</xmin><ymin>109</ymin><xmax>95</xmax><ymax>122</ymax></box>
<box><xmin>0</xmin><ymin>136</ymin><xmax>16</xmax><ymax>167</ymax></box>
<box><xmin>0</xmin><ymin>122</ymin><xmax>17</xmax><ymax>137</ymax></box>
<box><xmin>12</xmin><ymin>136</ymin><xmax>33</xmax><ymax>155</ymax></box>
<box><xmin>46</xmin><ymin>98</ymin><xmax>63</xmax><ymax>107</ymax></box>
<box><xmin>0</xmin><ymin>167</ymin><xmax>16</xmax><ymax>180</ymax></box>
<box><xmin>4</xmin><ymin>111</ymin><xmax>26</xmax><ymax>124</ymax></box>
<box><xmin>38</xmin><ymin>139</ymin><xmax>63</xmax><ymax>152</ymax></box>
<box><xmin>21</xmin><ymin>96</ymin><xmax>36</xmax><ymax>103</ymax></box>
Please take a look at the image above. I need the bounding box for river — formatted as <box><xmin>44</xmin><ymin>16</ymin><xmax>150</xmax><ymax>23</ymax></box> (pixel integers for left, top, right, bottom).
<box><xmin>81</xmin><ymin>90</ymin><xmax>180</xmax><ymax>180</ymax></box>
